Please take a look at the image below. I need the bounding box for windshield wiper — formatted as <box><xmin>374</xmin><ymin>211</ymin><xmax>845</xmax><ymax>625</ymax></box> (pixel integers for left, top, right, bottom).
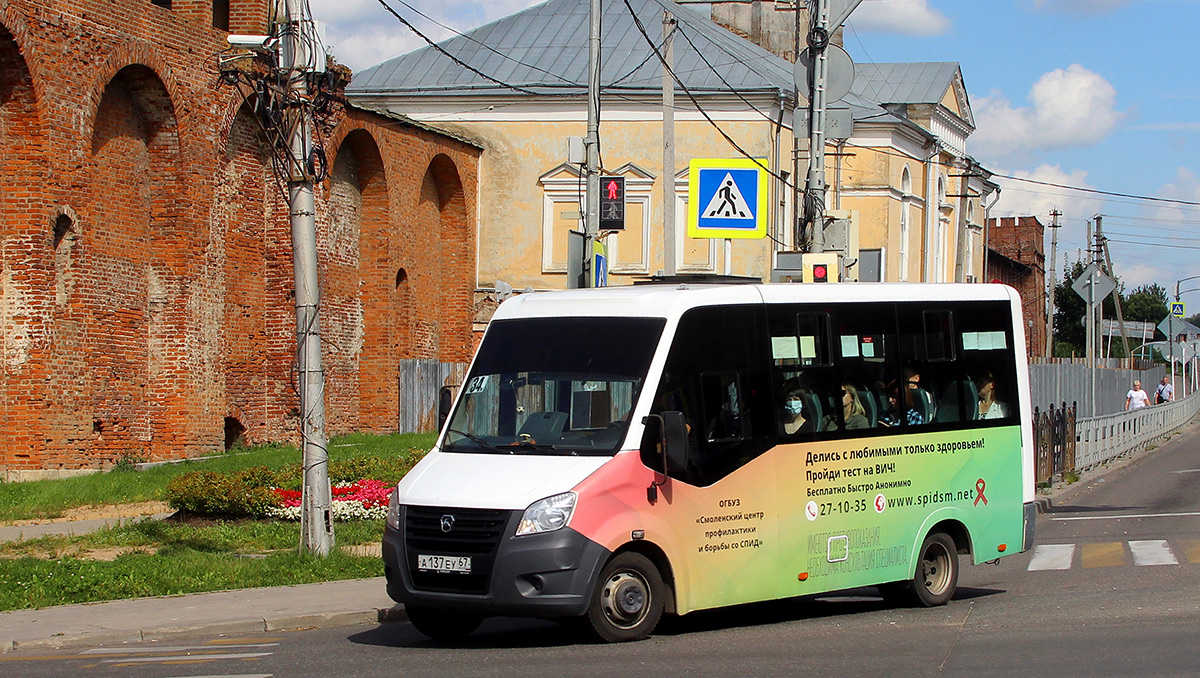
<box><xmin>445</xmin><ymin>428</ymin><xmax>492</xmax><ymax>451</ymax></box>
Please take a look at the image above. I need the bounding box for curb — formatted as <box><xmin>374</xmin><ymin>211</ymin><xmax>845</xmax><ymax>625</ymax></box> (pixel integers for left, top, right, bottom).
<box><xmin>3</xmin><ymin>607</ymin><xmax>405</xmax><ymax>653</ymax></box>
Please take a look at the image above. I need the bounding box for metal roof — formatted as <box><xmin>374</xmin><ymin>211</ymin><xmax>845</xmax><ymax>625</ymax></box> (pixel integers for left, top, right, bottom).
<box><xmin>348</xmin><ymin>0</ymin><xmax>796</xmax><ymax>99</ymax></box>
<box><xmin>852</xmin><ymin>62</ymin><xmax>962</xmax><ymax>106</ymax></box>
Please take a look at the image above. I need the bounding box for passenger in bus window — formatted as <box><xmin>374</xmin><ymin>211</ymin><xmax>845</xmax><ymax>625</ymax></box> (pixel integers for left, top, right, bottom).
<box><xmin>823</xmin><ymin>383</ymin><xmax>870</xmax><ymax>431</ymax></box>
<box><xmin>842</xmin><ymin>383</ymin><xmax>870</xmax><ymax>429</ymax></box>
<box><xmin>974</xmin><ymin>371</ymin><xmax>1010</xmax><ymax>419</ymax></box>
<box><xmin>781</xmin><ymin>379</ymin><xmax>814</xmax><ymax>435</ymax></box>
<box><xmin>879</xmin><ymin>374</ymin><xmax>924</xmax><ymax>427</ymax></box>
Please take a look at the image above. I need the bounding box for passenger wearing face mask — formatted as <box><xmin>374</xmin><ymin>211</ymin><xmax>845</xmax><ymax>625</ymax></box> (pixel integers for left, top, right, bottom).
<box><xmin>781</xmin><ymin>379</ymin><xmax>814</xmax><ymax>435</ymax></box>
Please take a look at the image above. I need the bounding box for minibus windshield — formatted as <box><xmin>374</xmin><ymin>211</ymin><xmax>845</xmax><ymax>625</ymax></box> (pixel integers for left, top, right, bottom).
<box><xmin>443</xmin><ymin>316</ymin><xmax>666</xmax><ymax>456</ymax></box>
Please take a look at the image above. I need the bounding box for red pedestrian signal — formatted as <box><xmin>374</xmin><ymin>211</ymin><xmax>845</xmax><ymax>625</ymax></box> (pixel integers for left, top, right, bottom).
<box><xmin>599</xmin><ymin>176</ymin><xmax>625</xmax><ymax>231</ymax></box>
<box><xmin>812</xmin><ymin>264</ymin><xmax>828</xmax><ymax>283</ymax></box>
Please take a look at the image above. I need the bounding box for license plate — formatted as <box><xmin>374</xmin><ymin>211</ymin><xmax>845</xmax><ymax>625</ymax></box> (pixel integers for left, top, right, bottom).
<box><xmin>417</xmin><ymin>554</ymin><xmax>472</xmax><ymax>574</ymax></box>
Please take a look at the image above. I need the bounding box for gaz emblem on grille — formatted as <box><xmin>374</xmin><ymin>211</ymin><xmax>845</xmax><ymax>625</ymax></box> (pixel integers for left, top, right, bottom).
<box><xmin>440</xmin><ymin>514</ymin><xmax>455</xmax><ymax>533</ymax></box>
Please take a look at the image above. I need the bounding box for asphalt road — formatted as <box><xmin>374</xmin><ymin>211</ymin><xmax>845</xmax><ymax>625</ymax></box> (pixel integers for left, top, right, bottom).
<box><xmin>6</xmin><ymin>429</ymin><xmax>1199</xmax><ymax>677</ymax></box>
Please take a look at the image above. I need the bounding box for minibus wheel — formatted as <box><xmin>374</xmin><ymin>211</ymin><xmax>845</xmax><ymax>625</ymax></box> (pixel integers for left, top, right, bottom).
<box><xmin>586</xmin><ymin>552</ymin><xmax>665</xmax><ymax>642</ymax></box>
<box><xmin>878</xmin><ymin>532</ymin><xmax>958</xmax><ymax>607</ymax></box>
<box><xmin>911</xmin><ymin>532</ymin><xmax>958</xmax><ymax>606</ymax></box>
<box><xmin>406</xmin><ymin>606</ymin><xmax>484</xmax><ymax>641</ymax></box>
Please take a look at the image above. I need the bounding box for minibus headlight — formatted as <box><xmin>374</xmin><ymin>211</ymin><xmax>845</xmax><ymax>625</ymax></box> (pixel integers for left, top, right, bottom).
<box><xmin>386</xmin><ymin>486</ymin><xmax>401</xmax><ymax>530</ymax></box>
<box><xmin>516</xmin><ymin>492</ymin><xmax>577</xmax><ymax>536</ymax></box>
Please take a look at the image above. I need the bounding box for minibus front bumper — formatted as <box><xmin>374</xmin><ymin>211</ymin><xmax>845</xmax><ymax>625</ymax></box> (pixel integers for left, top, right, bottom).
<box><xmin>382</xmin><ymin>506</ymin><xmax>611</xmax><ymax>618</ymax></box>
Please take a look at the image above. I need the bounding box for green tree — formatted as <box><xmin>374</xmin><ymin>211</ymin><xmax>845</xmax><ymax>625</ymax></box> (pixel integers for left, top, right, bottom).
<box><xmin>1124</xmin><ymin>284</ymin><xmax>1168</xmax><ymax>323</ymax></box>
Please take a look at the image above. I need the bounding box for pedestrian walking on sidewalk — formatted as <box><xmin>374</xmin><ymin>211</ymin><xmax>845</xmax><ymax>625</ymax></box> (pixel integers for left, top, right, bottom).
<box><xmin>1126</xmin><ymin>380</ymin><xmax>1150</xmax><ymax>411</ymax></box>
<box><xmin>1155</xmin><ymin>376</ymin><xmax>1174</xmax><ymax>404</ymax></box>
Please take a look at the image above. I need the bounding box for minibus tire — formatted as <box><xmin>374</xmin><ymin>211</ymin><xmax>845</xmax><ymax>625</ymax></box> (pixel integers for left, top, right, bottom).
<box><xmin>405</xmin><ymin>606</ymin><xmax>483</xmax><ymax>641</ymax></box>
<box><xmin>878</xmin><ymin>532</ymin><xmax>958</xmax><ymax>607</ymax></box>
<box><xmin>586</xmin><ymin>552</ymin><xmax>665</xmax><ymax>642</ymax></box>
<box><xmin>911</xmin><ymin>532</ymin><xmax>958</xmax><ymax>607</ymax></box>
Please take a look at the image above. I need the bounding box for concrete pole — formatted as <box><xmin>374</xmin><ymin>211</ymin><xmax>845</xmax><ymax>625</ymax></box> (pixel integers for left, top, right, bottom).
<box><xmin>662</xmin><ymin>10</ymin><xmax>676</xmax><ymax>276</ymax></box>
<box><xmin>283</xmin><ymin>0</ymin><xmax>332</xmax><ymax>555</ymax></box>
<box><xmin>584</xmin><ymin>0</ymin><xmax>601</xmax><ymax>286</ymax></box>
<box><xmin>1096</xmin><ymin>215</ymin><xmax>1131</xmax><ymax>362</ymax></box>
<box><xmin>1046</xmin><ymin>208</ymin><xmax>1060</xmax><ymax>357</ymax></box>
<box><xmin>806</xmin><ymin>0</ymin><xmax>829</xmax><ymax>253</ymax></box>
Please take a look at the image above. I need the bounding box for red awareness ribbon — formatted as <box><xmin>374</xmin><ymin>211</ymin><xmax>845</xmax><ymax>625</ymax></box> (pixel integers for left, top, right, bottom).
<box><xmin>974</xmin><ymin>478</ymin><xmax>988</xmax><ymax>506</ymax></box>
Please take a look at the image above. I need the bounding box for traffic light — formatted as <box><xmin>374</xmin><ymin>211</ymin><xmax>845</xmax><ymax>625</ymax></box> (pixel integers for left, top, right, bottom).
<box><xmin>801</xmin><ymin>253</ymin><xmax>839</xmax><ymax>283</ymax></box>
<box><xmin>599</xmin><ymin>176</ymin><xmax>625</xmax><ymax>231</ymax></box>
<box><xmin>812</xmin><ymin>263</ymin><xmax>828</xmax><ymax>283</ymax></box>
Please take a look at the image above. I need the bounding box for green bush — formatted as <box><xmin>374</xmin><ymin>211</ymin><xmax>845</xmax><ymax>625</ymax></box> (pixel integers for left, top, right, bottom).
<box><xmin>165</xmin><ymin>467</ymin><xmax>279</xmax><ymax>518</ymax></box>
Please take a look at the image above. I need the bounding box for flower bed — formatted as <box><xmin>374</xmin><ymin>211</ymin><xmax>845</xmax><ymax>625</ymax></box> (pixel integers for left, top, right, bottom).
<box><xmin>266</xmin><ymin>479</ymin><xmax>392</xmax><ymax>521</ymax></box>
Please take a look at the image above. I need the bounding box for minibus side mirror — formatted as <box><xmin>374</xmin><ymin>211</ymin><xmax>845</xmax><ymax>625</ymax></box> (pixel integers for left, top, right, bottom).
<box><xmin>660</xmin><ymin>410</ymin><xmax>688</xmax><ymax>474</ymax></box>
<box><xmin>437</xmin><ymin>386</ymin><xmax>453</xmax><ymax>432</ymax></box>
<box><xmin>643</xmin><ymin>410</ymin><xmax>689</xmax><ymax>503</ymax></box>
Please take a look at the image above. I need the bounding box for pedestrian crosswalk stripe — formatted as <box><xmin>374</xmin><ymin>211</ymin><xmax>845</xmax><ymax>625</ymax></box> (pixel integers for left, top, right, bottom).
<box><xmin>1027</xmin><ymin>539</ymin><xmax>1198</xmax><ymax>570</ymax></box>
<box><xmin>1080</xmin><ymin>542</ymin><xmax>1125</xmax><ymax>568</ymax></box>
<box><xmin>1027</xmin><ymin>543</ymin><xmax>1074</xmax><ymax>570</ymax></box>
<box><xmin>1182</xmin><ymin>539</ymin><xmax>1200</xmax><ymax>563</ymax></box>
<box><xmin>1128</xmin><ymin>539</ymin><xmax>1178</xmax><ymax>566</ymax></box>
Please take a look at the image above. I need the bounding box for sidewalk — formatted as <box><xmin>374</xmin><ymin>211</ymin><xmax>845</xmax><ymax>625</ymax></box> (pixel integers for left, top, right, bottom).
<box><xmin>0</xmin><ymin>576</ymin><xmax>405</xmax><ymax>653</ymax></box>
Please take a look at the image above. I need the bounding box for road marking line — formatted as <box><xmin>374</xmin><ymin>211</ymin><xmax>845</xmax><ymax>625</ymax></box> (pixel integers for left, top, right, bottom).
<box><xmin>82</xmin><ymin>644</ymin><xmax>278</xmax><ymax>654</ymax></box>
<box><xmin>1169</xmin><ymin>469</ymin><xmax>1200</xmax><ymax>474</ymax></box>
<box><xmin>1081</xmin><ymin>542</ymin><xmax>1125</xmax><ymax>568</ymax></box>
<box><xmin>1129</xmin><ymin>540</ymin><xmax>1178</xmax><ymax>566</ymax></box>
<box><xmin>102</xmin><ymin>652</ymin><xmax>273</xmax><ymax>663</ymax></box>
<box><xmin>1052</xmin><ymin>511</ymin><xmax>1200</xmax><ymax>522</ymax></box>
<box><xmin>1027</xmin><ymin>543</ymin><xmax>1075</xmax><ymax>570</ymax></box>
<box><xmin>158</xmin><ymin>675</ymin><xmax>272</xmax><ymax>678</ymax></box>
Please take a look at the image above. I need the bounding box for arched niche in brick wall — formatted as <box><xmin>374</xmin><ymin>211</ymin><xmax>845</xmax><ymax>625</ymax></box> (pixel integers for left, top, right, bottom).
<box><xmin>218</xmin><ymin>104</ymin><xmax>276</xmax><ymax>442</ymax></box>
<box><xmin>0</xmin><ymin>23</ymin><xmax>49</xmax><ymax>473</ymax></box>
<box><xmin>420</xmin><ymin>154</ymin><xmax>472</xmax><ymax>363</ymax></box>
<box><xmin>331</xmin><ymin>129</ymin><xmax>392</xmax><ymax>431</ymax></box>
<box><xmin>88</xmin><ymin>64</ymin><xmax>185</xmax><ymax>463</ymax></box>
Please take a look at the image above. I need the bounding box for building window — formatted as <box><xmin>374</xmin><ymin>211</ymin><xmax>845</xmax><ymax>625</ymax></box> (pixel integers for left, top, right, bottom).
<box><xmin>151</xmin><ymin>0</ymin><xmax>172</xmax><ymax>9</ymax></box>
<box><xmin>675</xmin><ymin>169</ymin><xmax>719</xmax><ymax>273</ymax></box>
<box><xmin>213</xmin><ymin>0</ymin><xmax>230</xmax><ymax>30</ymax></box>
<box><xmin>539</xmin><ymin>163</ymin><xmax>657</xmax><ymax>276</ymax></box>
<box><xmin>604</xmin><ymin>164</ymin><xmax>655</xmax><ymax>275</ymax></box>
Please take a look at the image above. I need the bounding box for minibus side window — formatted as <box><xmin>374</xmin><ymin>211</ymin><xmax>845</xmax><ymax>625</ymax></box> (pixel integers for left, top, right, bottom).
<box><xmin>640</xmin><ymin>305</ymin><xmax>773</xmax><ymax>487</ymax></box>
<box><xmin>955</xmin><ymin>301</ymin><xmax>1019</xmax><ymax>422</ymax></box>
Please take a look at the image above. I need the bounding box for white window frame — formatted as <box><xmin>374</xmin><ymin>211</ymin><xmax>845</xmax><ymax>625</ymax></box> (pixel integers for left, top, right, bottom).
<box><xmin>539</xmin><ymin>167</ymin><xmax>586</xmax><ymax>273</ymax></box>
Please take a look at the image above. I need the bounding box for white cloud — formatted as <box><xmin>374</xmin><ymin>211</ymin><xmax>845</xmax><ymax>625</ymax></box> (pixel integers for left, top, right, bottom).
<box><xmin>1027</xmin><ymin>0</ymin><xmax>1140</xmax><ymax>15</ymax></box>
<box><xmin>851</xmin><ymin>0</ymin><xmax>951</xmax><ymax>35</ymax></box>
<box><xmin>970</xmin><ymin>65</ymin><xmax>1125</xmax><ymax>164</ymax></box>
<box><xmin>992</xmin><ymin>164</ymin><xmax>1102</xmax><ymax>227</ymax></box>
<box><xmin>1152</xmin><ymin>166</ymin><xmax>1200</xmax><ymax>223</ymax></box>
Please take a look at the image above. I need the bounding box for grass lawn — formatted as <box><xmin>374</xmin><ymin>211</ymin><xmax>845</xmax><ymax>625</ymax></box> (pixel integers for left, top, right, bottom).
<box><xmin>0</xmin><ymin>519</ymin><xmax>386</xmax><ymax>611</ymax></box>
<box><xmin>0</xmin><ymin>431</ymin><xmax>437</xmax><ymax>610</ymax></box>
<box><xmin>0</xmin><ymin>431</ymin><xmax>436</xmax><ymax>522</ymax></box>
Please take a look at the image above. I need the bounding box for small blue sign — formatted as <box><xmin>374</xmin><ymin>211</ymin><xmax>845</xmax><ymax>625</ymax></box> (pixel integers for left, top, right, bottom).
<box><xmin>1171</xmin><ymin>301</ymin><xmax>1185</xmax><ymax>318</ymax></box>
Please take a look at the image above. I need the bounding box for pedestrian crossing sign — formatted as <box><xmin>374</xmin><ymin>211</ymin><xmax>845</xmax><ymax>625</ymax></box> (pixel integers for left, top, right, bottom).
<box><xmin>1172</xmin><ymin>301</ymin><xmax>1185</xmax><ymax>318</ymax></box>
<box><xmin>687</xmin><ymin>158</ymin><xmax>769</xmax><ymax>239</ymax></box>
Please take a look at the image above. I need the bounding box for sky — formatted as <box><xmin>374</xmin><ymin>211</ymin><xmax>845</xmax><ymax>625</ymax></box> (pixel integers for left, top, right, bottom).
<box><xmin>309</xmin><ymin>0</ymin><xmax>1200</xmax><ymax>301</ymax></box>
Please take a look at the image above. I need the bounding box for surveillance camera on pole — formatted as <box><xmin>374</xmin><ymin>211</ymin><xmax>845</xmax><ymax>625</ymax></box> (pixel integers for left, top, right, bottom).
<box><xmin>226</xmin><ymin>34</ymin><xmax>273</xmax><ymax>51</ymax></box>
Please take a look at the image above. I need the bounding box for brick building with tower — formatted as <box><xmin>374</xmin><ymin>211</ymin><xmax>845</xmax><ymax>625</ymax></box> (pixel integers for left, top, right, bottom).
<box><xmin>986</xmin><ymin>216</ymin><xmax>1047</xmax><ymax>357</ymax></box>
<box><xmin>0</xmin><ymin>0</ymin><xmax>480</xmax><ymax>478</ymax></box>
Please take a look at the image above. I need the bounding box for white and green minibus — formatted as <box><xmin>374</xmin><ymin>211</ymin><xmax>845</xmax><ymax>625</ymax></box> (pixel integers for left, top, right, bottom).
<box><xmin>384</xmin><ymin>282</ymin><xmax>1036</xmax><ymax>642</ymax></box>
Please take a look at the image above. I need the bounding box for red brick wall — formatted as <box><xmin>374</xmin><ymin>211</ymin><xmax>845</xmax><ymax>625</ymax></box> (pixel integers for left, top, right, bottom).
<box><xmin>986</xmin><ymin>216</ymin><xmax>1048</xmax><ymax>357</ymax></box>
<box><xmin>0</xmin><ymin>0</ymin><xmax>480</xmax><ymax>475</ymax></box>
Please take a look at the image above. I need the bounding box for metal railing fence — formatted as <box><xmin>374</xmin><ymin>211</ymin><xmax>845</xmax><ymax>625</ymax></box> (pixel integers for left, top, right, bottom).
<box><xmin>1029</xmin><ymin>361</ymin><xmax>1165</xmax><ymax>418</ymax></box>
<box><xmin>1072</xmin><ymin>392</ymin><xmax>1200</xmax><ymax>472</ymax></box>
